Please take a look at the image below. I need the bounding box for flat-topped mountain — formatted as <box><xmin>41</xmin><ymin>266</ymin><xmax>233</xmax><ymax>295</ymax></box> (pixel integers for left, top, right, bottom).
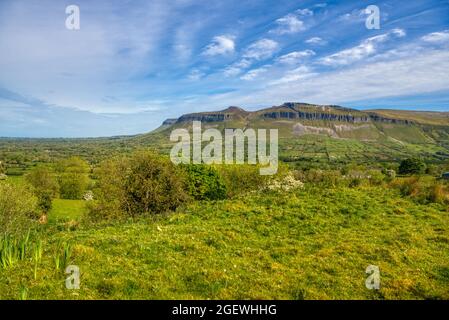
<box><xmin>133</xmin><ymin>102</ymin><xmax>449</xmax><ymax>164</ymax></box>
<box><xmin>158</xmin><ymin>103</ymin><xmax>449</xmax><ymax>141</ymax></box>
<box><xmin>162</xmin><ymin>102</ymin><xmax>449</xmax><ymax>128</ymax></box>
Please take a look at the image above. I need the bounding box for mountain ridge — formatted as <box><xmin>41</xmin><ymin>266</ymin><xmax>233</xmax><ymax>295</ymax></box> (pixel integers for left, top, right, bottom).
<box><xmin>160</xmin><ymin>102</ymin><xmax>449</xmax><ymax>128</ymax></box>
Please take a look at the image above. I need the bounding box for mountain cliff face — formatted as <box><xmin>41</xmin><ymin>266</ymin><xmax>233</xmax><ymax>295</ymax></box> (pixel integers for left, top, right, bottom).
<box><xmin>163</xmin><ymin>102</ymin><xmax>448</xmax><ymax>127</ymax></box>
<box><xmin>137</xmin><ymin>102</ymin><xmax>449</xmax><ymax>164</ymax></box>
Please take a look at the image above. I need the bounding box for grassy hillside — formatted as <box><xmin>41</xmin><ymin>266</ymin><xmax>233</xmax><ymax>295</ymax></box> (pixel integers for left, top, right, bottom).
<box><xmin>1</xmin><ymin>184</ymin><xmax>448</xmax><ymax>300</ymax></box>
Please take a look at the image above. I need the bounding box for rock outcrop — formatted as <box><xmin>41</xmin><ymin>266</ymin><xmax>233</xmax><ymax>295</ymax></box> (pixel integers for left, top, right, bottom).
<box><xmin>161</xmin><ymin>102</ymin><xmax>421</xmax><ymax>126</ymax></box>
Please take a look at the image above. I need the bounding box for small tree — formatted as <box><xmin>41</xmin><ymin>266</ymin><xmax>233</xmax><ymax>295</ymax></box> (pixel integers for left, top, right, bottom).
<box><xmin>0</xmin><ymin>183</ymin><xmax>38</xmax><ymax>237</ymax></box>
<box><xmin>25</xmin><ymin>166</ymin><xmax>59</xmax><ymax>214</ymax></box>
<box><xmin>0</xmin><ymin>160</ymin><xmax>6</xmax><ymax>180</ymax></box>
<box><xmin>398</xmin><ymin>158</ymin><xmax>427</xmax><ymax>175</ymax></box>
<box><xmin>57</xmin><ymin>157</ymin><xmax>90</xmax><ymax>199</ymax></box>
<box><xmin>89</xmin><ymin>151</ymin><xmax>189</xmax><ymax>220</ymax></box>
<box><xmin>182</xmin><ymin>164</ymin><xmax>227</xmax><ymax>200</ymax></box>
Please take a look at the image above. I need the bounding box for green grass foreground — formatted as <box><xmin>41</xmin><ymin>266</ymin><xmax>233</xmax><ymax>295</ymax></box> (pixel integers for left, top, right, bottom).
<box><xmin>1</xmin><ymin>186</ymin><xmax>448</xmax><ymax>300</ymax></box>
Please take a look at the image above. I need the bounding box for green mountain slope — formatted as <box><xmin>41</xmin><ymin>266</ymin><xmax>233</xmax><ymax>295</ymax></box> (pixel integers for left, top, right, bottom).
<box><xmin>137</xmin><ymin>102</ymin><xmax>449</xmax><ymax>164</ymax></box>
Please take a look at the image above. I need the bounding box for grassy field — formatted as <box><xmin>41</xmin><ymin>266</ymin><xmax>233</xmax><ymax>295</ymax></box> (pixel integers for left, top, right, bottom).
<box><xmin>1</xmin><ymin>185</ymin><xmax>448</xmax><ymax>300</ymax></box>
<box><xmin>48</xmin><ymin>199</ymin><xmax>87</xmax><ymax>224</ymax></box>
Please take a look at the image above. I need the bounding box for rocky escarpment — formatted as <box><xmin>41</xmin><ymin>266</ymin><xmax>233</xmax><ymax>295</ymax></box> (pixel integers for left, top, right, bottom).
<box><xmin>162</xmin><ymin>118</ymin><xmax>178</xmax><ymax>125</ymax></box>
<box><xmin>175</xmin><ymin>106</ymin><xmax>248</xmax><ymax>124</ymax></box>
<box><xmin>162</xmin><ymin>102</ymin><xmax>422</xmax><ymax>126</ymax></box>
<box><xmin>262</xmin><ymin>111</ymin><xmax>370</xmax><ymax>122</ymax></box>
<box><xmin>367</xmin><ymin>113</ymin><xmax>413</xmax><ymax>125</ymax></box>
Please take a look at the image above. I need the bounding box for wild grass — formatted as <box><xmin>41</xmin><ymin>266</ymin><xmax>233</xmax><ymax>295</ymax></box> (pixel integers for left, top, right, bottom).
<box><xmin>0</xmin><ymin>185</ymin><xmax>448</xmax><ymax>300</ymax></box>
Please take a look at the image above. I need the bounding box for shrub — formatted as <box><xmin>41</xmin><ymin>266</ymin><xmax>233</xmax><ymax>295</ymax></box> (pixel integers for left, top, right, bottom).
<box><xmin>0</xmin><ymin>183</ymin><xmax>38</xmax><ymax>237</ymax></box>
<box><xmin>0</xmin><ymin>161</ymin><xmax>6</xmax><ymax>180</ymax></box>
<box><xmin>429</xmin><ymin>183</ymin><xmax>447</xmax><ymax>204</ymax></box>
<box><xmin>367</xmin><ymin>170</ymin><xmax>385</xmax><ymax>186</ymax></box>
<box><xmin>383</xmin><ymin>169</ymin><xmax>396</xmax><ymax>182</ymax></box>
<box><xmin>56</xmin><ymin>157</ymin><xmax>90</xmax><ymax>199</ymax></box>
<box><xmin>0</xmin><ymin>160</ymin><xmax>5</xmax><ymax>175</ymax></box>
<box><xmin>297</xmin><ymin>169</ymin><xmax>343</xmax><ymax>187</ymax></box>
<box><xmin>389</xmin><ymin>176</ymin><xmax>448</xmax><ymax>204</ymax></box>
<box><xmin>266</xmin><ymin>173</ymin><xmax>304</xmax><ymax>191</ymax></box>
<box><xmin>216</xmin><ymin>164</ymin><xmax>276</xmax><ymax>198</ymax></box>
<box><xmin>398</xmin><ymin>158</ymin><xmax>426</xmax><ymax>175</ymax></box>
<box><xmin>25</xmin><ymin>166</ymin><xmax>59</xmax><ymax>213</ymax></box>
<box><xmin>89</xmin><ymin>151</ymin><xmax>189</xmax><ymax>220</ymax></box>
<box><xmin>181</xmin><ymin>164</ymin><xmax>227</xmax><ymax>200</ymax></box>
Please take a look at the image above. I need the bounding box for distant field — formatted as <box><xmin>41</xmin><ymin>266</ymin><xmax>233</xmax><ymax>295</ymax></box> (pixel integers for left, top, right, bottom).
<box><xmin>49</xmin><ymin>199</ymin><xmax>87</xmax><ymax>223</ymax></box>
<box><xmin>1</xmin><ymin>185</ymin><xmax>448</xmax><ymax>299</ymax></box>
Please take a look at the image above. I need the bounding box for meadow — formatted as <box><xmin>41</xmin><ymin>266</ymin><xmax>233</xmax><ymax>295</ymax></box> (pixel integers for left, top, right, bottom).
<box><xmin>1</xmin><ymin>176</ymin><xmax>448</xmax><ymax>300</ymax></box>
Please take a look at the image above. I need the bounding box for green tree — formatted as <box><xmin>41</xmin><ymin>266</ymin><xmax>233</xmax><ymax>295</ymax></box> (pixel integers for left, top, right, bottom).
<box><xmin>0</xmin><ymin>183</ymin><xmax>38</xmax><ymax>237</ymax></box>
<box><xmin>57</xmin><ymin>157</ymin><xmax>90</xmax><ymax>199</ymax></box>
<box><xmin>89</xmin><ymin>151</ymin><xmax>189</xmax><ymax>220</ymax></box>
<box><xmin>0</xmin><ymin>160</ymin><xmax>5</xmax><ymax>175</ymax></box>
<box><xmin>182</xmin><ymin>164</ymin><xmax>227</xmax><ymax>200</ymax></box>
<box><xmin>0</xmin><ymin>160</ymin><xmax>7</xmax><ymax>180</ymax></box>
<box><xmin>398</xmin><ymin>158</ymin><xmax>427</xmax><ymax>175</ymax></box>
<box><xmin>25</xmin><ymin>166</ymin><xmax>59</xmax><ymax>213</ymax></box>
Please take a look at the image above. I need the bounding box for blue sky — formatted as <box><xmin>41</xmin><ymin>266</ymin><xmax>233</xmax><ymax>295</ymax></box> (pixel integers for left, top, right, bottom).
<box><xmin>0</xmin><ymin>0</ymin><xmax>449</xmax><ymax>137</ymax></box>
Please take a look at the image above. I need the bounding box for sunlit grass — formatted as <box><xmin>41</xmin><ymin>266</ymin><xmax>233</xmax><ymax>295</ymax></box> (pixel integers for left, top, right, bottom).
<box><xmin>0</xmin><ymin>185</ymin><xmax>448</xmax><ymax>300</ymax></box>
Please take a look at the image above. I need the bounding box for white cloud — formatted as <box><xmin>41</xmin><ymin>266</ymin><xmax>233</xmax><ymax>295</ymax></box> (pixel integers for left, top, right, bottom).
<box><xmin>296</xmin><ymin>9</ymin><xmax>314</xmax><ymax>16</ymax></box>
<box><xmin>223</xmin><ymin>59</ymin><xmax>252</xmax><ymax>77</ymax></box>
<box><xmin>187</xmin><ymin>69</ymin><xmax>205</xmax><ymax>80</ymax></box>
<box><xmin>206</xmin><ymin>49</ymin><xmax>449</xmax><ymax>109</ymax></box>
<box><xmin>243</xmin><ymin>39</ymin><xmax>279</xmax><ymax>60</ymax></box>
<box><xmin>240</xmin><ymin>66</ymin><xmax>270</xmax><ymax>81</ymax></box>
<box><xmin>319</xmin><ymin>29</ymin><xmax>406</xmax><ymax>66</ymax></box>
<box><xmin>202</xmin><ymin>35</ymin><xmax>235</xmax><ymax>56</ymax></box>
<box><xmin>421</xmin><ymin>30</ymin><xmax>449</xmax><ymax>43</ymax></box>
<box><xmin>270</xmin><ymin>14</ymin><xmax>305</xmax><ymax>35</ymax></box>
<box><xmin>305</xmin><ymin>37</ymin><xmax>326</xmax><ymax>45</ymax></box>
<box><xmin>270</xmin><ymin>65</ymin><xmax>317</xmax><ymax>85</ymax></box>
<box><xmin>276</xmin><ymin>50</ymin><xmax>315</xmax><ymax>64</ymax></box>
<box><xmin>338</xmin><ymin>9</ymin><xmax>365</xmax><ymax>22</ymax></box>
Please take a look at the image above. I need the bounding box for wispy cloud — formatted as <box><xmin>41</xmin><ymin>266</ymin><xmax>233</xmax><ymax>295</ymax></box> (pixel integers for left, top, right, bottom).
<box><xmin>243</xmin><ymin>39</ymin><xmax>279</xmax><ymax>60</ymax></box>
<box><xmin>276</xmin><ymin>50</ymin><xmax>315</xmax><ymax>64</ymax></box>
<box><xmin>202</xmin><ymin>35</ymin><xmax>236</xmax><ymax>56</ymax></box>
<box><xmin>269</xmin><ymin>65</ymin><xmax>317</xmax><ymax>85</ymax></box>
<box><xmin>319</xmin><ymin>29</ymin><xmax>406</xmax><ymax>66</ymax></box>
<box><xmin>269</xmin><ymin>8</ymin><xmax>313</xmax><ymax>35</ymax></box>
<box><xmin>305</xmin><ymin>37</ymin><xmax>326</xmax><ymax>45</ymax></box>
<box><xmin>422</xmin><ymin>30</ymin><xmax>449</xmax><ymax>43</ymax></box>
<box><xmin>240</xmin><ymin>66</ymin><xmax>270</xmax><ymax>81</ymax></box>
<box><xmin>187</xmin><ymin>69</ymin><xmax>206</xmax><ymax>80</ymax></box>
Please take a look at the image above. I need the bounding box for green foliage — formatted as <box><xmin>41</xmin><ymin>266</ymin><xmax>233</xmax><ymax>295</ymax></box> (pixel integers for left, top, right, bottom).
<box><xmin>89</xmin><ymin>151</ymin><xmax>189</xmax><ymax>220</ymax></box>
<box><xmin>36</xmin><ymin>192</ymin><xmax>53</xmax><ymax>214</ymax></box>
<box><xmin>390</xmin><ymin>176</ymin><xmax>448</xmax><ymax>204</ymax></box>
<box><xmin>56</xmin><ymin>157</ymin><xmax>90</xmax><ymax>199</ymax></box>
<box><xmin>181</xmin><ymin>164</ymin><xmax>227</xmax><ymax>200</ymax></box>
<box><xmin>216</xmin><ymin>164</ymin><xmax>274</xmax><ymax>198</ymax></box>
<box><xmin>1</xmin><ymin>186</ymin><xmax>449</xmax><ymax>299</ymax></box>
<box><xmin>0</xmin><ymin>183</ymin><xmax>38</xmax><ymax>237</ymax></box>
<box><xmin>25</xmin><ymin>166</ymin><xmax>59</xmax><ymax>213</ymax></box>
<box><xmin>296</xmin><ymin>169</ymin><xmax>343</xmax><ymax>187</ymax></box>
<box><xmin>398</xmin><ymin>158</ymin><xmax>427</xmax><ymax>175</ymax></box>
<box><xmin>0</xmin><ymin>231</ymin><xmax>32</xmax><ymax>269</ymax></box>
<box><xmin>367</xmin><ymin>169</ymin><xmax>385</xmax><ymax>186</ymax></box>
<box><xmin>0</xmin><ymin>160</ymin><xmax>5</xmax><ymax>175</ymax></box>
